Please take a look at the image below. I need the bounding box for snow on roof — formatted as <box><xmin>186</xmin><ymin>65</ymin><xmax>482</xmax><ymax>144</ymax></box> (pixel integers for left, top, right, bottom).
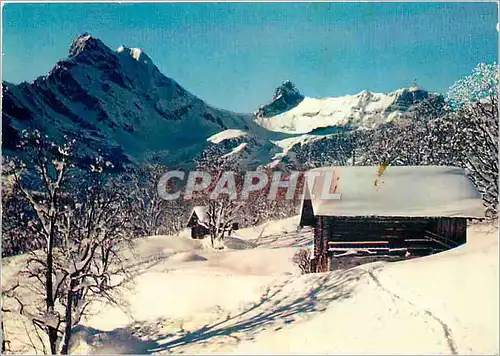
<box><xmin>302</xmin><ymin>166</ymin><xmax>485</xmax><ymax>218</ymax></box>
<box><xmin>207</xmin><ymin>129</ymin><xmax>248</xmax><ymax>144</ymax></box>
<box><xmin>189</xmin><ymin>206</ymin><xmax>209</xmax><ymax>224</ymax></box>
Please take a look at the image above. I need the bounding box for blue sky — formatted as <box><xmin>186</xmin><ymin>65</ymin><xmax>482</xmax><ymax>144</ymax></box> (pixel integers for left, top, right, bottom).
<box><xmin>2</xmin><ymin>2</ymin><xmax>498</xmax><ymax>113</ymax></box>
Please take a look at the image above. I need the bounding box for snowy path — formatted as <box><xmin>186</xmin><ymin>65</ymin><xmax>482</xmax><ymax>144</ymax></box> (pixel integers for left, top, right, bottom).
<box><xmin>367</xmin><ymin>269</ymin><xmax>458</xmax><ymax>355</ymax></box>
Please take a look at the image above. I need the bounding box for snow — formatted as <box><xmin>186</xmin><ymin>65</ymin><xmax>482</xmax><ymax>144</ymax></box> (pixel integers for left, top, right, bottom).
<box><xmin>255</xmin><ymin>90</ymin><xmax>397</xmax><ymax>134</ymax></box>
<box><xmin>116</xmin><ymin>46</ymin><xmax>145</xmax><ymax>61</ymax></box>
<box><xmin>68</xmin><ymin>34</ymin><xmax>93</xmax><ymax>58</ymax></box>
<box><xmin>188</xmin><ymin>206</ymin><xmax>209</xmax><ymax>224</ymax></box>
<box><xmin>168</xmin><ymin>251</ymin><xmax>207</xmax><ymax>262</ymax></box>
<box><xmin>222</xmin><ymin>142</ymin><xmax>248</xmax><ymax>158</ymax></box>
<box><xmin>303</xmin><ymin>166</ymin><xmax>485</xmax><ymax>218</ymax></box>
<box><xmin>234</xmin><ymin>223</ymin><xmax>499</xmax><ymax>355</ymax></box>
<box><xmin>130</xmin><ymin>48</ymin><xmax>143</xmax><ymax>61</ymax></box>
<box><xmin>207</xmin><ymin>129</ymin><xmax>248</xmax><ymax>144</ymax></box>
<box><xmin>270</xmin><ymin>133</ymin><xmax>326</xmax><ymax>160</ymax></box>
<box><xmin>2</xmin><ymin>217</ymin><xmax>497</xmax><ymax>355</ymax></box>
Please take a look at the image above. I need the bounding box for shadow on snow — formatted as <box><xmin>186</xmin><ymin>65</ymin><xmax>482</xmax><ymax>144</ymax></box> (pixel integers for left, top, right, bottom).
<box><xmin>73</xmin><ymin>269</ymin><xmax>363</xmax><ymax>354</ymax></box>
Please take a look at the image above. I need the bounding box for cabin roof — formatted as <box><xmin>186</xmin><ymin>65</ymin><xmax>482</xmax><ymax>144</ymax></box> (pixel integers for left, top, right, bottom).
<box><xmin>300</xmin><ymin>165</ymin><xmax>485</xmax><ymax>221</ymax></box>
<box><xmin>187</xmin><ymin>205</ymin><xmax>209</xmax><ymax>227</ymax></box>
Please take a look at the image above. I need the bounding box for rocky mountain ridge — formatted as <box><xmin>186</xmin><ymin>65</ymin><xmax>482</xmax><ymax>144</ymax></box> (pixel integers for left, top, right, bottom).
<box><xmin>2</xmin><ymin>34</ymin><xmax>445</xmax><ymax>170</ymax></box>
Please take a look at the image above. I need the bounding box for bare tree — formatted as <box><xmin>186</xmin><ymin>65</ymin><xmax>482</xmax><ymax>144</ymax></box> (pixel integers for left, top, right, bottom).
<box><xmin>6</xmin><ymin>131</ymin><xmax>131</xmax><ymax>354</ymax></box>
<box><xmin>121</xmin><ymin>164</ymin><xmax>188</xmax><ymax>237</ymax></box>
<box><xmin>292</xmin><ymin>248</ymin><xmax>312</xmax><ymax>274</ymax></box>
<box><xmin>6</xmin><ymin>131</ymin><xmax>75</xmax><ymax>354</ymax></box>
<box><xmin>2</xmin><ymin>282</ymin><xmax>21</xmax><ymax>354</ymax></box>
<box><xmin>191</xmin><ymin>154</ymin><xmax>247</xmax><ymax>248</ymax></box>
<box><xmin>205</xmin><ymin>198</ymin><xmax>244</xmax><ymax>249</ymax></box>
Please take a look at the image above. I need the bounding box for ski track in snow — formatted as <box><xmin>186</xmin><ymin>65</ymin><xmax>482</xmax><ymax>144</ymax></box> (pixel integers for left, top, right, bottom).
<box><xmin>367</xmin><ymin>269</ymin><xmax>458</xmax><ymax>355</ymax></box>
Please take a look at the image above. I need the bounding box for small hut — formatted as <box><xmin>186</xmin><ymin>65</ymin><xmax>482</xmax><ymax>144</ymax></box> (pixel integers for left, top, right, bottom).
<box><xmin>299</xmin><ymin>166</ymin><xmax>485</xmax><ymax>272</ymax></box>
<box><xmin>186</xmin><ymin>206</ymin><xmax>210</xmax><ymax>239</ymax></box>
<box><xmin>186</xmin><ymin>205</ymin><xmax>241</xmax><ymax>239</ymax></box>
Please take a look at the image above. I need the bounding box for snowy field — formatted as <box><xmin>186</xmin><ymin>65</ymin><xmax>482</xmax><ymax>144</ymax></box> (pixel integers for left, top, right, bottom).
<box><xmin>2</xmin><ymin>216</ymin><xmax>498</xmax><ymax>355</ymax></box>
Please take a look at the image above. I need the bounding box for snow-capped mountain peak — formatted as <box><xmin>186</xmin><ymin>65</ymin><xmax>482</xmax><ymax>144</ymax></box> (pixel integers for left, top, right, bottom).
<box><xmin>3</xmin><ymin>34</ymin><xmax>446</xmax><ymax>171</ymax></box>
<box><xmin>254</xmin><ymin>87</ymin><xmax>443</xmax><ymax>134</ymax></box>
<box><xmin>255</xmin><ymin>80</ymin><xmax>305</xmax><ymax>118</ymax></box>
<box><xmin>2</xmin><ymin>35</ymin><xmax>259</xmax><ymax>169</ymax></box>
<box><xmin>272</xmin><ymin>80</ymin><xmax>303</xmax><ymax>102</ymax></box>
<box><xmin>68</xmin><ymin>33</ymin><xmax>111</xmax><ymax>59</ymax></box>
<box><xmin>130</xmin><ymin>48</ymin><xmax>142</xmax><ymax>61</ymax></box>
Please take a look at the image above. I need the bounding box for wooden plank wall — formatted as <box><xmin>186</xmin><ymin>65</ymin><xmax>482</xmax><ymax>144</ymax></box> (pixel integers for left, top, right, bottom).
<box><xmin>191</xmin><ymin>225</ymin><xmax>209</xmax><ymax>239</ymax></box>
<box><xmin>321</xmin><ymin>217</ymin><xmax>467</xmax><ymax>271</ymax></box>
<box><xmin>428</xmin><ymin>218</ymin><xmax>467</xmax><ymax>246</ymax></box>
<box><xmin>313</xmin><ymin>216</ymin><xmax>323</xmax><ymax>258</ymax></box>
<box><xmin>326</xmin><ymin>217</ymin><xmax>432</xmax><ymax>254</ymax></box>
<box><xmin>313</xmin><ymin>216</ymin><xmax>329</xmax><ymax>272</ymax></box>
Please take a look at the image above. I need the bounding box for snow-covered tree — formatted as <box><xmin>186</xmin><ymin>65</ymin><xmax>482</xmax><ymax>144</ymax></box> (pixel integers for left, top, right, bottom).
<box><xmin>241</xmin><ymin>167</ymin><xmax>304</xmax><ymax>226</ymax></box>
<box><xmin>355</xmin><ymin>63</ymin><xmax>498</xmax><ymax>217</ymax></box>
<box><xmin>292</xmin><ymin>133</ymin><xmax>355</xmax><ymax>169</ymax></box>
<box><xmin>445</xmin><ymin>63</ymin><xmax>499</xmax><ymax>217</ymax></box>
<box><xmin>205</xmin><ymin>198</ymin><xmax>244</xmax><ymax>249</ymax></box>
<box><xmin>355</xmin><ymin>95</ymin><xmax>448</xmax><ymax>166</ymax></box>
<box><xmin>447</xmin><ymin>63</ymin><xmax>498</xmax><ymax>109</ymax></box>
<box><xmin>193</xmin><ymin>156</ymin><xmax>246</xmax><ymax>249</ymax></box>
<box><xmin>195</xmin><ymin>147</ymin><xmax>305</xmax><ymax>246</ymax></box>
<box><xmin>6</xmin><ymin>131</ymin><xmax>131</xmax><ymax>354</ymax></box>
<box><xmin>120</xmin><ymin>164</ymin><xmax>188</xmax><ymax>237</ymax></box>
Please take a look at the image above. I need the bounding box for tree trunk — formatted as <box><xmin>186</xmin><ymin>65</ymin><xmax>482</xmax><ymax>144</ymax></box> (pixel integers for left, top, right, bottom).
<box><xmin>47</xmin><ymin>327</ymin><xmax>58</xmax><ymax>355</ymax></box>
<box><xmin>46</xmin><ymin>219</ymin><xmax>58</xmax><ymax>355</ymax></box>
<box><xmin>60</xmin><ymin>280</ymin><xmax>76</xmax><ymax>355</ymax></box>
<box><xmin>2</xmin><ymin>317</ymin><xmax>6</xmax><ymax>353</ymax></box>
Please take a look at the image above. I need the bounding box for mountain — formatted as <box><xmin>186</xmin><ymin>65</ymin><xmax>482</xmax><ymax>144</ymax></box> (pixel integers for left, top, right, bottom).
<box><xmin>2</xmin><ymin>33</ymin><xmax>259</xmax><ymax>169</ymax></box>
<box><xmin>254</xmin><ymin>80</ymin><xmax>305</xmax><ymax>119</ymax></box>
<box><xmin>196</xmin><ymin>129</ymin><xmax>284</xmax><ymax>169</ymax></box>
<box><xmin>254</xmin><ymin>86</ymin><xmax>443</xmax><ymax>134</ymax></box>
<box><xmin>2</xmin><ymin>34</ymin><xmax>444</xmax><ymax>170</ymax></box>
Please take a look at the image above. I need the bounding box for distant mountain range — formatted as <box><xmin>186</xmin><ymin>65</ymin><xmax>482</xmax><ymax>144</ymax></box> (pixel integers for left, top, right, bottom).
<box><xmin>2</xmin><ymin>33</ymin><xmax>444</xmax><ymax>170</ymax></box>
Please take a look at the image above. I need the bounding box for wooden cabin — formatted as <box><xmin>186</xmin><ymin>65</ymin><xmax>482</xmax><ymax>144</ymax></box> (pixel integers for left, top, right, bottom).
<box><xmin>299</xmin><ymin>166</ymin><xmax>485</xmax><ymax>272</ymax></box>
<box><xmin>186</xmin><ymin>206</ymin><xmax>240</xmax><ymax>239</ymax></box>
<box><xmin>186</xmin><ymin>206</ymin><xmax>210</xmax><ymax>239</ymax></box>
